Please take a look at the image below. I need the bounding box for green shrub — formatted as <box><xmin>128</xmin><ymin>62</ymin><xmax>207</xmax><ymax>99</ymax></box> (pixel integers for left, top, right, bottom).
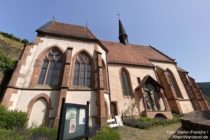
<box><xmin>30</xmin><ymin>126</ymin><xmax>57</xmax><ymax>139</ymax></box>
<box><xmin>135</xmin><ymin>121</ymin><xmax>153</xmax><ymax>129</ymax></box>
<box><xmin>0</xmin><ymin>105</ymin><xmax>28</xmax><ymax>129</ymax></box>
<box><xmin>0</xmin><ymin>48</ymin><xmax>17</xmax><ymax>72</ymax></box>
<box><xmin>0</xmin><ymin>127</ymin><xmax>58</xmax><ymax>140</ymax></box>
<box><xmin>91</xmin><ymin>127</ymin><xmax>120</xmax><ymax>140</ymax></box>
<box><xmin>124</xmin><ymin>115</ymin><xmax>181</xmax><ymax>129</ymax></box>
<box><xmin>0</xmin><ymin>128</ymin><xmax>31</xmax><ymax>140</ymax></box>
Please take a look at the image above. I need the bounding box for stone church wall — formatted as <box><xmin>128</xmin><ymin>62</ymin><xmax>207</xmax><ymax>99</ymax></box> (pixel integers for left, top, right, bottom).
<box><xmin>3</xmin><ymin>35</ymin><xmax>108</xmax><ymax>127</ymax></box>
<box><xmin>179</xmin><ymin>100</ymin><xmax>194</xmax><ymax>113</ymax></box>
<box><xmin>152</xmin><ymin>62</ymin><xmax>189</xmax><ymax>99</ymax></box>
<box><xmin>8</xmin><ymin>89</ymin><xmax>59</xmax><ymax>127</ymax></box>
<box><xmin>152</xmin><ymin>61</ymin><xmax>194</xmax><ymax>113</ymax></box>
<box><xmin>15</xmin><ymin>35</ymin><xmax>107</xmax><ymax>89</ymax></box>
<box><xmin>66</xmin><ymin>91</ymin><xmax>97</xmax><ymax>126</ymax></box>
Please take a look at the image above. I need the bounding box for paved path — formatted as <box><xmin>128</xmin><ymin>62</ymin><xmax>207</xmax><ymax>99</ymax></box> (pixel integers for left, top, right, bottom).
<box><xmin>118</xmin><ymin>123</ymin><xmax>181</xmax><ymax>140</ymax></box>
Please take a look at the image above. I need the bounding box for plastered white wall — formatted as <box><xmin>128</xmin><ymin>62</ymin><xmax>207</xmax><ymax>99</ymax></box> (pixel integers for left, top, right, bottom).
<box><xmin>152</xmin><ymin>61</ymin><xmax>189</xmax><ymax>99</ymax></box>
<box><xmin>179</xmin><ymin>100</ymin><xmax>194</xmax><ymax>113</ymax></box>
<box><xmin>152</xmin><ymin>61</ymin><xmax>194</xmax><ymax>112</ymax></box>
<box><xmin>66</xmin><ymin>91</ymin><xmax>96</xmax><ymax>117</ymax></box>
<box><xmin>16</xmin><ymin>36</ymin><xmax>107</xmax><ymax>88</ymax></box>
<box><xmin>66</xmin><ymin>91</ymin><xmax>97</xmax><ymax>126</ymax></box>
<box><xmin>13</xmin><ymin>90</ymin><xmax>59</xmax><ymax>118</ymax></box>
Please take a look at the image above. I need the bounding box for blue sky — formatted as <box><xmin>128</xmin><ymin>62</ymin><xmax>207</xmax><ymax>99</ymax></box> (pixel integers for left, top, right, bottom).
<box><xmin>1</xmin><ymin>0</ymin><xmax>210</xmax><ymax>82</ymax></box>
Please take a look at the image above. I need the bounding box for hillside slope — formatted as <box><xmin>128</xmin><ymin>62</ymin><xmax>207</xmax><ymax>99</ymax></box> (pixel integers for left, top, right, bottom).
<box><xmin>0</xmin><ymin>32</ymin><xmax>24</xmax><ymax>86</ymax></box>
<box><xmin>0</xmin><ymin>34</ymin><xmax>24</xmax><ymax>57</ymax></box>
<box><xmin>197</xmin><ymin>82</ymin><xmax>210</xmax><ymax>98</ymax></box>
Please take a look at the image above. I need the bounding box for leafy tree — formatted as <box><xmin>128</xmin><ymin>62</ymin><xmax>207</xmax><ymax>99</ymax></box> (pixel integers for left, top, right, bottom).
<box><xmin>0</xmin><ymin>48</ymin><xmax>16</xmax><ymax>73</ymax></box>
<box><xmin>21</xmin><ymin>39</ymin><xmax>29</xmax><ymax>45</ymax></box>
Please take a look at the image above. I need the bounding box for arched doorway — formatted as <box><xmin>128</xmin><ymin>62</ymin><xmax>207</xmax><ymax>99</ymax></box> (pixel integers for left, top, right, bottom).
<box><xmin>28</xmin><ymin>98</ymin><xmax>48</xmax><ymax>127</ymax></box>
<box><xmin>27</xmin><ymin>94</ymin><xmax>51</xmax><ymax>128</ymax></box>
<box><xmin>154</xmin><ymin>113</ymin><xmax>167</xmax><ymax>120</ymax></box>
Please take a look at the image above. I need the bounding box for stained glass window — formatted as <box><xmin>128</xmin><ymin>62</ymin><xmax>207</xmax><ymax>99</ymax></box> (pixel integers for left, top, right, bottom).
<box><xmin>121</xmin><ymin>68</ymin><xmax>132</xmax><ymax>96</ymax></box>
<box><xmin>73</xmin><ymin>53</ymin><xmax>91</xmax><ymax>87</ymax></box>
<box><xmin>38</xmin><ymin>48</ymin><xmax>63</xmax><ymax>86</ymax></box>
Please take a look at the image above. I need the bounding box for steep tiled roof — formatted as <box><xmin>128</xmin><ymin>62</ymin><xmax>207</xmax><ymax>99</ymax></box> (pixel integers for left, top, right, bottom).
<box><xmin>36</xmin><ymin>21</ymin><xmax>175</xmax><ymax>66</ymax></box>
<box><xmin>101</xmin><ymin>40</ymin><xmax>175</xmax><ymax>66</ymax></box>
<box><xmin>177</xmin><ymin>67</ymin><xmax>188</xmax><ymax>73</ymax></box>
<box><xmin>36</xmin><ymin>20</ymin><xmax>96</xmax><ymax>40</ymax></box>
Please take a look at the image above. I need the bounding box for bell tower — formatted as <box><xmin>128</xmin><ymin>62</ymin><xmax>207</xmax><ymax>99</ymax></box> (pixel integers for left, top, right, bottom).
<box><xmin>119</xmin><ymin>19</ymin><xmax>129</xmax><ymax>45</ymax></box>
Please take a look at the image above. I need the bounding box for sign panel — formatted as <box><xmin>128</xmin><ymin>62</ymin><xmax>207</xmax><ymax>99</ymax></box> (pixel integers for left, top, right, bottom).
<box><xmin>57</xmin><ymin>101</ymin><xmax>89</xmax><ymax>140</ymax></box>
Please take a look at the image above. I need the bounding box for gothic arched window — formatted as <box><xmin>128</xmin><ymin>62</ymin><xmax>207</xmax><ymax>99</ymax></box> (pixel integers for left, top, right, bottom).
<box><xmin>73</xmin><ymin>52</ymin><xmax>91</xmax><ymax>87</ymax></box>
<box><xmin>38</xmin><ymin>48</ymin><xmax>63</xmax><ymax>86</ymax></box>
<box><xmin>121</xmin><ymin>68</ymin><xmax>132</xmax><ymax>96</ymax></box>
<box><xmin>166</xmin><ymin>69</ymin><xmax>183</xmax><ymax>98</ymax></box>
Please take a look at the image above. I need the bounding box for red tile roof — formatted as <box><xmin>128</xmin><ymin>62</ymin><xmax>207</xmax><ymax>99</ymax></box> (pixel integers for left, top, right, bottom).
<box><xmin>101</xmin><ymin>40</ymin><xmax>175</xmax><ymax>66</ymax></box>
<box><xmin>177</xmin><ymin>67</ymin><xmax>188</xmax><ymax>73</ymax></box>
<box><xmin>36</xmin><ymin>20</ymin><xmax>96</xmax><ymax>40</ymax></box>
<box><xmin>36</xmin><ymin>21</ymin><xmax>175</xmax><ymax>66</ymax></box>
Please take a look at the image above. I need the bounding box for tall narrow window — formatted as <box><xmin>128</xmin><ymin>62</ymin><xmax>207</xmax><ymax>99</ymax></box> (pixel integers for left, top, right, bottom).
<box><xmin>121</xmin><ymin>68</ymin><xmax>132</xmax><ymax>96</ymax></box>
<box><xmin>137</xmin><ymin>77</ymin><xmax>141</xmax><ymax>85</ymax></box>
<box><xmin>73</xmin><ymin>52</ymin><xmax>91</xmax><ymax>87</ymax></box>
<box><xmin>38</xmin><ymin>48</ymin><xmax>63</xmax><ymax>86</ymax></box>
<box><xmin>103</xmin><ymin>61</ymin><xmax>108</xmax><ymax>90</ymax></box>
<box><xmin>166</xmin><ymin>69</ymin><xmax>183</xmax><ymax>98</ymax></box>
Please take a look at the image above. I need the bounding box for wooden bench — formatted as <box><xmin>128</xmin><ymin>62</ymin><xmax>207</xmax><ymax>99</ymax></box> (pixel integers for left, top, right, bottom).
<box><xmin>107</xmin><ymin>115</ymin><xmax>123</xmax><ymax>128</ymax></box>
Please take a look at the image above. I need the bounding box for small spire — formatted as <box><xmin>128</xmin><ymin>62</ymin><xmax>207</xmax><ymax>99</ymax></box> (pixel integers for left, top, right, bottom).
<box><xmin>118</xmin><ymin>18</ymin><xmax>129</xmax><ymax>45</ymax></box>
<box><xmin>117</xmin><ymin>12</ymin><xmax>120</xmax><ymax>20</ymax></box>
<box><xmin>85</xmin><ymin>21</ymin><xmax>88</xmax><ymax>28</ymax></box>
<box><xmin>52</xmin><ymin>16</ymin><xmax>55</xmax><ymax>21</ymax></box>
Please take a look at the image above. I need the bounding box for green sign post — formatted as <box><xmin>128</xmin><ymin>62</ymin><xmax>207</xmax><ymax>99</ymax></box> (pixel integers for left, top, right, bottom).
<box><xmin>57</xmin><ymin>99</ymin><xmax>89</xmax><ymax>140</ymax></box>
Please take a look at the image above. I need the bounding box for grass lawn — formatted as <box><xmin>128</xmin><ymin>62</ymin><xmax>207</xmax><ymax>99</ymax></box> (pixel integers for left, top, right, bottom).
<box><xmin>118</xmin><ymin>122</ymin><xmax>181</xmax><ymax>140</ymax></box>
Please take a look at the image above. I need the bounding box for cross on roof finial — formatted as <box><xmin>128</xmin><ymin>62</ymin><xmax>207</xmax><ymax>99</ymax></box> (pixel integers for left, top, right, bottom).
<box><xmin>85</xmin><ymin>21</ymin><xmax>88</xmax><ymax>28</ymax></box>
<box><xmin>117</xmin><ymin>12</ymin><xmax>120</xmax><ymax>19</ymax></box>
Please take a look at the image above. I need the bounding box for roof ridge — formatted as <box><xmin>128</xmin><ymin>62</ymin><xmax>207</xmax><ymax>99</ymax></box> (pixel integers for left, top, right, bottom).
<box><xmin>36</xmin><ymin>20</ymin><xmax>93</xmax><ymax>35</ymax></box>
<box><xmin>36</xmin><ymin>20</ymin><xmax>97</xmax><ymax>39</ymax></box>
<box><xmin>36</xmin><ymin>20</ymin><xmax>54</xmax><ymax>31</ymax></box>
<box><xmin>53</xmin><ymin>21</ymin><xmax>97</xmax><ymax>38</ymax></box>
<box><xmin>148</xmin><ymin>45</ymin><xmax>175</xmax><ymax>62</ymax></box>
<box><xmin>53</xmin><ymin>20</ymin><xmax>87</xmax><ymax>29</ymax></box>
<box><xmin>101</xmin><ymin>40</ymin><xmax>149</xmax><ymax>47</ymax></box>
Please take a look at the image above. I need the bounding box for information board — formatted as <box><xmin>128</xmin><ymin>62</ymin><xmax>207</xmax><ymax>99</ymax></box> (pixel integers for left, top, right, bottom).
<box><xmin>57</xmin><ymin>100</ymin><xmax>89</xmax><ymax>140</ymax></box>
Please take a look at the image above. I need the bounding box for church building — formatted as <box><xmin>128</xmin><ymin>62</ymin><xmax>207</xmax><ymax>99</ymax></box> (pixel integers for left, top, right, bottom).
<box><xmin>1</xmin><ymin>19</ymin><xmax>209</xmax><ymax>127</ymax></box>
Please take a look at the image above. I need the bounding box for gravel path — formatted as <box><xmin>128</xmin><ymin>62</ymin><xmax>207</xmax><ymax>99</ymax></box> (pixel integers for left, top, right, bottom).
<box><xmin>118</xmin><ymin>122</ymin><xmax>181</xmax><ymax>140</ymax></box>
